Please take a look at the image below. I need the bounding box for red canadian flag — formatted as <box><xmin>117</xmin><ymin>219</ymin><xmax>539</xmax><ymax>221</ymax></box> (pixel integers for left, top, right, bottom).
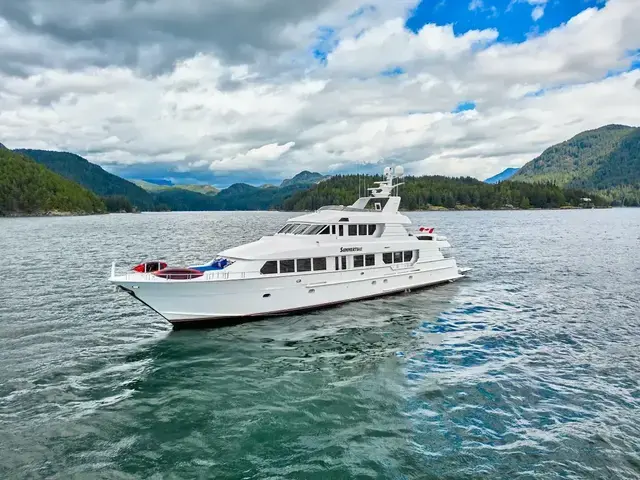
<box><xmin>419</xmin><ymin>226</ymin><xmax>435</xmax><ymax>233</ymax></box>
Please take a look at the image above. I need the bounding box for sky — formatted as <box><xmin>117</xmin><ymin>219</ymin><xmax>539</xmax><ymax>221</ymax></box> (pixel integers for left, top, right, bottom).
<box><xmin>0</xmin><ymin>0</ymin><xmax>639</xmax><ymax>187</ymax></box>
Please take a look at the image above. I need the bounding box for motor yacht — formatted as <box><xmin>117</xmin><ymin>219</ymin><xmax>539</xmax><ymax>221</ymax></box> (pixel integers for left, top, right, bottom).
<box><xmin>109</xmin><ymin>166</ymin><xmax>470</xmax><ymax>326</ymax></box>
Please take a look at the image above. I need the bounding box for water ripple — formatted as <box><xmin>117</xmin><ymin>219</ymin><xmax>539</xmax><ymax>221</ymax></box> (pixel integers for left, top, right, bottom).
<box><xmin>1</xmin><ymin>209</ymin><xmax>639</xmax><ymax>479</ymax></box>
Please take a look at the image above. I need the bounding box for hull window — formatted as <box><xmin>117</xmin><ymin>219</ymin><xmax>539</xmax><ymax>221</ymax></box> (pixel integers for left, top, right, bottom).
<box><xmin>348</xmin><ymin>224</ymin><xmax>357</xmax><ymax>236</ymax></box>
<box><xmin>393</xmin><ymin>252</ymin><xmax>403</xmax><ymax>263</ymax></box>
<box><xmin>260</xmin><ymin>261</ymin><xmax>278</xmax><ymax>275</ymax></box>
<box><xmin>383</xmin><ymin>252</ymin><xmax>392</xmax><ymax>264</ymax></box>
<box><xmin>353</xmin><ymin>255</ymin><xmax>364</xmax><ymax>268</ymax></box>
<box><xmin>313</xmin><ymin>257</ymin><xmax>327</xmax><ymax>271</ymax></box>
<box><xmin>365</xmin><ymin>254</ymin><xmax>375</xmax><ymax>266</ymax></box>
<box><xmin>358</xmin><ymin>224</ymin><xmax>367</xmax><ymax>235</ymax></box>
<box><xmin>403</xmin><ymin>251</ymin><xmax>413</xmax><ymax>262</ymax></box>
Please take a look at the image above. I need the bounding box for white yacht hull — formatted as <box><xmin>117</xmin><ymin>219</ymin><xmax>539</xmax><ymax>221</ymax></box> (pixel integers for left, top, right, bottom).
<box><xmin>112</xmin><ymin>259</ymin><xmax>465</xmax><ymax>326</ymax></box>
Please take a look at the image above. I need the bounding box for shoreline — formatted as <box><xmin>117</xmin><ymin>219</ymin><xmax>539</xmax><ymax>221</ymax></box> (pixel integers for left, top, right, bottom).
<box><xmin>2</xmin><ymin>206</ymin><xmax>626</xmax><ymax>218</ymax></box>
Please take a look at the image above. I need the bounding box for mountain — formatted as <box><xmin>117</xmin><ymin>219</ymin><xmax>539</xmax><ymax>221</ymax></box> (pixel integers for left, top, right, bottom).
<box><xmin>280</xmin><ymin>171</ymin><xmax>328</xmax><ymax>188</ymax></box>
<box><xmin>485</xmin><ymin>167</ymin><xmax>519</xmax><ymax>184</ymax></box>
<box><xmin>133</xmin><ymin>180</ymin><xmax>219</xmax><ymax>195</ymax></box>
<box><xmin>16</xmin><ymin>149</ymin><xmax>155</xmax><ymax>210</ymax></box>
<box><xmin>0</xmin><ymin>148</ymin><xmax>105</xmax><ymax>216</ymax></box>
<box><xmin>151</xmin><ymin>189</ymin><xmax>218</xmax><ymax>211</ymax></box>
<box><xmin>0</xmin><ymin>142</ymin><xmax>6</xmax><ymax>150</ymax></box>
<box><xmin>282</xmin><ymin>173</ymin><xmax>610</xmax><ymax>211</ymax></box>
<box><xmin>142</xmin><ymin>178</ymin><xmax>173</xmax><ymax>186</ymax></box>
<box><xmin>512</xmin><ymin>124</ymin><xmax>640</xmax><ymax>186</ymax></box>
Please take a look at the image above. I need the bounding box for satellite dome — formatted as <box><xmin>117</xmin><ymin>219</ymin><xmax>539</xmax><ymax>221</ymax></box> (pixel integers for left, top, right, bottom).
<box><xmin>394</xmin><ymin>166</ymin><xmax>404</xmax><ymax>176</ymax></box>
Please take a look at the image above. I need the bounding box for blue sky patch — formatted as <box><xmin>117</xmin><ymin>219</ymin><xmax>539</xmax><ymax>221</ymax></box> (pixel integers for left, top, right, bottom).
<box><xmin>381</xmin><ymin>66</ymin><xmax>405</xmax><ymax>77</ymax></box>
<box><xmin>405</xmin><ymin>0</ymin><xmax>606</xmax><ymax>44</ymax></box>
<box><xmin>453</xmin><ymin>101</ymin><xmax>476</xmax><ymax>113</ymax></box>
<box><xmin>311</xmin><ymin>26</ymin><xmax>339</xmax><ymax>64</ymax></box>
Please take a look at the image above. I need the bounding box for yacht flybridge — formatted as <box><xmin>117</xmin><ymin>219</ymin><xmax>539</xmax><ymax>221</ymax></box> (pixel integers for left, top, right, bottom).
<box><xmin>109</xmin><ymin>166</ymin><xmax>470</xmax><ymax>326</ymax></box>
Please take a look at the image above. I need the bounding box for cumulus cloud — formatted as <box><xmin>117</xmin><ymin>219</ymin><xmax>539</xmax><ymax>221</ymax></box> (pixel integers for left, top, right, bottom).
<box><xmin>0</xmin><ymin>0</ymin><xmax>639</xmax><ymax>183</ymax></box>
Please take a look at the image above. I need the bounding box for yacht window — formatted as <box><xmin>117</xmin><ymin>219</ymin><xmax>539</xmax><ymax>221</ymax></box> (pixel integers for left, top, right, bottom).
<box><xmin>292</xmin><ymin>224</ymin><xmax>310</xmax><ymax>234</ymax></box>
<box><xmin>277</xmin><ymin>225</ymin><xmax>289</xmax><ymax>234</ymax></box>
<box><xmin>339</xmin><ymin>217</ymin><xmax>349</xmax><ymax>222</ymax></box>
<box><xmin>383</xmin><ymin>252</ymin><xmax>393</xmax><ymax>264</ymax></box>
<box><xmin>313</xmin><ymin>257</ymin><xmax>327</xmax><ymax>271</ymax></box>
<box><xmin>331</xmin><ymin>225</ymin><xmax>336</xmax><ymax>235</ymax></box>
<box><xmin>280</xmin><ymin>259</ymin><xmax>295</xmax><ymax>273</ymax></box>
<box><xmin>335</xmin><ymin>257</ymin><xmax>339</xmax><ymax>270</ymax></box>
<box><xmin>353</xmin><ymin>255</ymin><xmax>364</xmax><ymax>268</ymax></box>
<box><xmin>341</xmin><ymin>256</ymin><xmax>347</xmax><ymax>270</ymax></box>
<box><xmin>281</xmin><ymin>224</ymin><xmax>296</xmax><ymax>234</ymax></box>
<box><xmin>358</xmin><ymin>224</ymin><xmax>367</xmax><ymax>236</ymax></box>
<box><xmin>394</xmin><ymin>252</ymin><xmax>403</xmax><ymax>263</ymax></box>
<box><xmin>403</xmin><ymin>251</ymin><xmax>413</xmax><ymax>262</ymax></box>
<box><xmin>260</xmin><ymin>261</ymin><xmax>278</xmax><ymax>274</ymax></box>
<box><xmin>339</xmin><ymin>225</ymin><xmax>344</xmax><ymax>236</ymax></box>
<box><xmin>348</xmin><ymin>224</ymin><xmax>357</xmax><ymax>236</ymax></box>
<box><xmin>368</xmin><ymin>224</ymin><xmax>376</xmax><ymax>235</ymax></box>
<box><xmin>318</xmin><ymin>225</ymin><xmax>330</xmax><ymax>235</ymax></box>
<box><xmin>297</xmin><ymin>258</ymin><xmax>312</xmax><ymax>272</ymax></box>
<box><xmin>365</xmin><ymin>254</ymin><xmax>375</xmax><ymax>266</ymax></box>
<box><xmin>304</xmin><ymin>225</ymin><xmax>324</xmax><ymax>235</ymax></box>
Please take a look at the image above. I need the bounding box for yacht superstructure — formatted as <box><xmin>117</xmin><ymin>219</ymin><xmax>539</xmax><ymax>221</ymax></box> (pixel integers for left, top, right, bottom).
<box><xmin>109</xmin><ymin>166</ymin><xmax>469</xmax><ymax>326</ymax></box>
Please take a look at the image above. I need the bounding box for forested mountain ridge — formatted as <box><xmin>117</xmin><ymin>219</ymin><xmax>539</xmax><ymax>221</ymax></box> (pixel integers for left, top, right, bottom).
<box><xmin>282</xmin><ymin>174</ymin><xmax>609</xmax><ymax>211</ymax></box>
<box><xmin>0</xmin><ymin>148</ymin><xmax>106</xmax><ymax>216</ymax></box>
<box><xmin>512</xmin><ymin>124</ymin><xmax>640</xmax><ymax>205</ymax></box>
<box><xmin>16</xmin><ymin>149</ymin><xmax>155</xmax><ymax>210</ymax></box>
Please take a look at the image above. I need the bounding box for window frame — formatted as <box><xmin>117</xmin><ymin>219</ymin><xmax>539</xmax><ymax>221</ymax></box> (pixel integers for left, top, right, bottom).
<box><xmin>365</xmin><ymin>254</ymin><xmax>375</xmax><ymax>266</ymax></box>
<box><xmin>279</xmin><ymin>259</ymin><xmax>295</xmax><ymax>273</ymax></box>
<box><xmin>296</xmin><ymin>258</ymin><xmax>312</xmax><ymax>272</ymax></box>
<box><xmin>260</xmin><ymin>260</ymin><xmax>278</xmax><ymax>274</ymax></box>
<box><xmin>313</xmin><ymin>257</ymin><xmax>327</xmax><ymax>271</ymax></box>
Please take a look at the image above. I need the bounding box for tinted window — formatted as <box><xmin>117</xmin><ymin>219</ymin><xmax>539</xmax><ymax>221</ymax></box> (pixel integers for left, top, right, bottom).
<box><xmin>297</xmin><ymin>258</ymin><xmax>311</xmax><ymax>272</ymax></box>
<box><xmin>339</xmin><ymin>225</ymin><xmax>344</xmax><ymax>236</ymax></box>
<box><xmin>365</xmin><ymin>254</ymin><xmax>375</xmax><ymax>266</ymax></box>
<box><xmin>394</xmin><ymin>252</ymin><xmax>403</xmax><ymax>263</ymax></box>
<box><xmin>341</xmin><ymin>256</ymin><xmax>347</xmax><ymax>270</ymax></box>
<box><xmin>383</xmin><ymin>252</ymin><xmax>392</xmax><ymax>264</ymax></box>
<box><xmin>280</xmin><ymin>259</ymin><xmax>295</xmax><ymax>273</ymax></box>
<box><xmin>331</xmin><ymin>225</ymin><xmax>336</xmax><ymax>235</ymax></box>
<box><xmin>319</xmin><ymin>226</ymin><xmax>330</xmax><ymax>235</ymax></box>
<box><xmin>277</xmin><ymin>225</ymin><xmax>288</xmax><ymax>233</ymax></box>
<box><xmin>282</xmin><ymin>224</ymin><xmax>296</xmax><ymax>233</ymax></box>
<box><xmin>348</xmin><ymin>224</ymin><xmax>357</xmax><ymax>236</ymax></box>
<box><xmin>304</xmin><ymin>225</ymin><xmax>324</xmax><ymax>235</ymax></box>
<box><xmin>404</xmin><ymin>251</ymin><xmax>413</xmax><ymax>262</ymax></box>
<box><xmin>368</xmin><ymin>224</ymin><xmax>376</xmax><ymax>235</ymax></box>
<box><xmin>353</xmin><ymin>255</ymin><xmax>364</xmax><ymax>268</ymax></box>
<box><xmin>313</xmin><ymin>257</ymin><xmax>327</xmax><ymax>271</ymax></box>
<box><xmin>260</xmin><ymin>261</ymin><xmax>277</xmax><ymax>274</ymax></box>
<box><xmin>335</xmin><ymin>257</ymin><xmax>339</xmax><ymax>270</ymax></box>
<box><xmin>358</xmin><ymin>224</ymin><xmax>367</xmax><ymax>235</ymax></box>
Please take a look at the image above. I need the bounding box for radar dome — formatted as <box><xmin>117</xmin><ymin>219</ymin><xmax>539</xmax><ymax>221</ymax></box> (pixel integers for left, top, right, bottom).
<box><xmin>394</xmin><ymin>166</ymin><xmax>404</xmax><ymax>176</ymax></box>
<box><xmin>383</xmin><ymin>167</ymin><xmax>392</xmax><ymax>176</ymax></box>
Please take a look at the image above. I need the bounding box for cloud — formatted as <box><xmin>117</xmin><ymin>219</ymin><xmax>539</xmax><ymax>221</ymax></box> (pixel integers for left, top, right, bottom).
<box><xmin>531</xmin><ymin>5</ymin><xmax>545</xmax><ymax>21</ymax></box>
<box><xmin>0</xmin><ymin>0</ymin><xmax>639</xmax><ymax>184</ymax></box>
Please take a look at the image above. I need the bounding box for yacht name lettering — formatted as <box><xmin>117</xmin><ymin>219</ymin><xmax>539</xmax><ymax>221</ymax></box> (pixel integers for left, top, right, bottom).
<box><xmin>340</xmin><ymin>247</ymin><xmax>363</xmax><ymax>252</ymax></box>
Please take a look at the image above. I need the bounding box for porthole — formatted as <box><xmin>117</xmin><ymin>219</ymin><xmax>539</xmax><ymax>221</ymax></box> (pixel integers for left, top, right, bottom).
<box><xmin>309</xmin><ymin>289</ymin><xmax>315</xmax><ymax>294</ymax></box>
<box><xmin>296</xmin><ymin>279</ymin><xmax>301</xmax><ymax>283</ymax></box>
<box><xmin>409</xmin><ymin>276</ymin><xmax>413</xmax><ymax>279</ymax></box>
<box><xmin>383</xmin><ymin>279</ymin><xmax>388</xmax><ymax>284</ymax></box>
<box><xmin>372</xmin><ymin>281</ymin><xmax>377</xmax><ymax>285</ymax></box>
<box><xmin>263</xmin><ymin>293</ymin><xmax>271</xmax><ymax>298</ymax></box>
